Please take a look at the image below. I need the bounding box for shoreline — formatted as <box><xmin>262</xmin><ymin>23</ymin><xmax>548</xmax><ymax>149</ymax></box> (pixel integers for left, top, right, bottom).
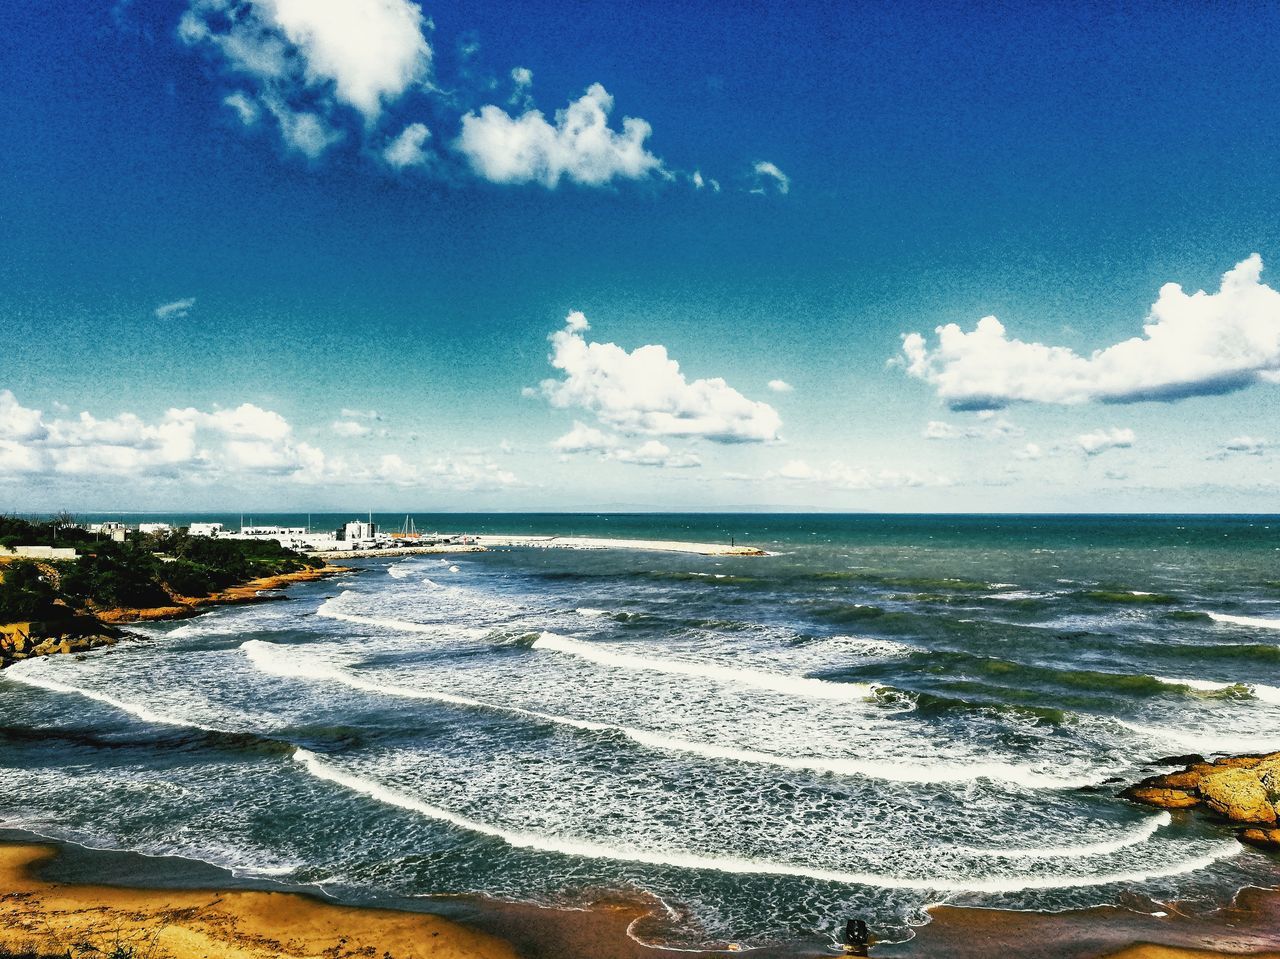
<box><xmin>92</xmin><ymin>563</ymin><xmax>350</xmax><ymax>625</ymax></box>
<box><xmin>3</xmin><ymin>832</ymin><xmax>1280</xmax><ymax>959</ymax></box>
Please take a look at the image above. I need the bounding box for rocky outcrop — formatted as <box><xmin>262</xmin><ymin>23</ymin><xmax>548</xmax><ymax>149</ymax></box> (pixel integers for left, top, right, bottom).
<box><xmin>1123</xmin><ymin>752</ymin><xmax>1280</xmax><ymax>849</ymax></box>
<box><xmin>0</xmin><ymin>617</ymin><xmax>122</xmax><ymax>669</ymax></box>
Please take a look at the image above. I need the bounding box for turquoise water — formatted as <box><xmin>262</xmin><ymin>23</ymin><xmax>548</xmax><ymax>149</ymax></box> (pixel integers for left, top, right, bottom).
<box><xmin>3</xmin><ymin>514</ymin><xmax>1280</xmax><ymax>952</ymax></box>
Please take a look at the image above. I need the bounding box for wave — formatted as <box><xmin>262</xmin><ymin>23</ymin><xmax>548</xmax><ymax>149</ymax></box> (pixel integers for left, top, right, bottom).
<box><xmin>3</xmin><ymin>661</ymin><xmax>199</xmax><ymax>728</ymax></box>
<box><xmin>950</xmin><ymin>812</ymin><xmax>1171</xmax><ymax>860</ymax></box>
<box><xmin>1208</xmin><ymin>611</ymin><xmax>1280</xmax><ymax>631</ymax></box>
<box><xmin>316</xmin><ymin>592</ymin><xmax>484</xmax><ymax>637</ymax></box>
<box><xmin>531</xmin><ymin>633</ymin><xmax>876</xmax><ymax>701</ymax></box>
<box><xmin>243</xmin><ymin>642</ymin><xmax>1083</xmax><ymax>786</ymax></box>
<box><xmin>291</xmin><ymin>749</ymin><xmax>1237</xmax><ymax>893</ymax></box>
<box><xmin>1149</xmin><ymin>675</ymin><xmax>1280</xmax><ymax>703</ymax></box>
<box><xmin>1117</xmin><ymin>719</ymin><xmax>1280</xmax><ymax>756</ymax></box>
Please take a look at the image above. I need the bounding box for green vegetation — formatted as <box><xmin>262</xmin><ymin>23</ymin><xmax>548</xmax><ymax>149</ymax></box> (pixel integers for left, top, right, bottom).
<box><xmin>0</xmin><ymin>515</ymin><xmax>323</xmax><ymax>619</ymax></box>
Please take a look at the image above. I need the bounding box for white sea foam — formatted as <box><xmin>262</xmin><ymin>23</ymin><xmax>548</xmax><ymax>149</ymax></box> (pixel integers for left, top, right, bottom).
<box><xmin>576</xmin><ymin>607</ymin><xmax>609</xmax><ymax>618</ymax></box>
<box><xmin>3</xmin><ymin>661</ymin><xmax>199</xmax><ymax>728</ymax></box>
<box><xmin>244</xmin><ymin>641</ymin><xmax>1090</xmax><ymax>787</ymax></box>
<box><xmin>291</xmin><ymin>749</ymin><xmax>1239</xmax><ymax>893</ymax></box>
<box><xmin>1118</xmin><ymin>719</ymin><xmax>1280</xmax><ymax>756</ymax></box>
<box><xmin>532</xmin><ymin>633</ymin><xmax>876</xmax><ymax>701</ymax></box>
<box><xmin>1208</xmin><ymin>611</ymin><xmax>1280</xmax><ymax>630</ymax></box>
<box><xmin>1152</xmin><ymin>675</ymin><xmax>1280</xmax><ymax>704</ymax></box>
<box><xmin>951</xmin><ymin>812</ymin><xmax>1171</xmax><ymax>859</ymax></box>
<box><xmin>316</xmin><ymin>592</ymin><xmax>485</xmax><ymax>638</ymax></box>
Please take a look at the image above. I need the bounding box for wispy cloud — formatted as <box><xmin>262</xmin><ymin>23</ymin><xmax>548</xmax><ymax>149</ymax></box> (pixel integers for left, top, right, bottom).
<box><xmin>751</xmin><ymin>160</ymin><xmax>790</xmax><ymax>195</ymax></box>
<box><xmin>154</xmin><ymin>297</ymin><xmax>196</xmax><ymax>319</ymax></box>
<box><xmin>1076</xmin><ymin>427</ymin><xmax>1135</xmax><ymax>456</ymax></box>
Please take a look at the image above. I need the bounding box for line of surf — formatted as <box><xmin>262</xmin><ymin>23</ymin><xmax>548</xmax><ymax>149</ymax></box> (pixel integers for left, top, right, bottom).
<box><xmin>1151</xmin><ymin>675</ymin><xmax>1280</xmax><ymax>704</ymax></box>
<box><xmin>950</xmin><ymin>811</ymin><xmax>1171</xmax><ymax>859</ymax></box>
<box><xmin>532</xmin><ymin>632</ymin><xmax>875</xmax><ymax>701</ymax></box>
<box><xmin>1118</xmin><ymin>719</ymin><xmax>1280</xmax><ymax>756</ymax></box>
<box><xmin>1208</xmin><ymin>611</ymin><xmax>1280</xmax><ymax>631</ymax></box>
<box><xmin>243</xmin><ymin>641</ymin><xmax>1097</xmax><ymax>788</ymax></box>
<box><xmin>3</xmin><ymin>660</ymin><xmax>201</xmax><ymax>728</ymax></box>
<box><xmin>291</xmin><ymin>749</ymin><xmax>1235</xmax><ymax>893</ymax></box>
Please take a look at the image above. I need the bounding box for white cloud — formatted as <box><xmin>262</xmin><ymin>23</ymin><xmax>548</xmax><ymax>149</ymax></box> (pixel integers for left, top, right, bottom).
<box><xmin>339</xmin><ymin>407</ymin><xmax>382</xmax><ymax>420</ymax></box>
<box><xmin>182</xmin><ymin>0</ymin><xmax>431</xmax><ymax>119</ymax></box>
<box><xmin>456</xmin><ymin>83</ymin><xmax>664</xmax><ymax>188</ymax></box>
<box><xmin>155</xmin><ymin>297</ymin><xmax>196</xmax><ymax>319</ymax></box>
<box><xmin>383</xmin><ymin>122</ymin><xmax>431</xmax><ymax>168</ymax></box>
<box><xmin>923</xmin><ymin>416</ymin><xmax>1021</xmax><ymax>440</ymax></box>
<box><xmin>537</xmin><ymin>312</ymin><xmax>782</xmax><ymax>443</ymax></box>
<box><xmin>767</xmin><ymin>379</ymin><xmax>794</xmax><ymax>393</ymax></box>
<box><xmin>1213</xmin><ymin>435</ymin><xmax>1268</xmax><ymax>458</ymax></box>
<box><xmin>0</xmin><ymin>391</ymin><xmax>520</xmax><ymax>491</ymax></box>
<box><xmin>751</xmin><ymin>160</ymin><xmax>790</xmax><ymax>195</ymax></box>
<box><xmin>1076</xmin><ymin>427</ymin><xmax>1135</xmax><ymax>456</ymax></box>
<box><xmin>223</xmin><ymin>91</ymin><xmax>260</xmax><ymax>124</ymax></box>
<box><xmin>900</xmin><ymin>255</ymin><xmax>1280</xmax><ymax>410</ymax></box>
<box><xmin>1015</xmin><ymin>442</ymin><xmax>1044</xmax><ymax>461</ymax></box>
<box><xmin>769</xmin><ymin>459</ymin><xmax>944</xmax><ymax>490</ymax></box>
<box><xmin>0</xmin><ymin>390</ymin><xmax>48</xmax><ymax>442</ymax></box>
<box><xmin>331</xmin><ymin>419</ymin><xmax>371</xmax><ymax>437</ymax></box>
<box><xmin>261</xmin><ymin>95</ymin><xmax>342</xmax><ymax>158</ymax></box>
<box><xmin>552</xmin><ymin>421</ymin><xmax>618</xmax><ymax>454</ymax></box>
<box><xmin>610</xmin><ymin>439</ymin><xmax>701</xmax><ymax>469</ymax></box>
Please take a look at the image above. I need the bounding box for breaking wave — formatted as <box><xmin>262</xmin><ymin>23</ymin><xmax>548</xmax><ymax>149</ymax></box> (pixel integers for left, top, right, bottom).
<box><xmin>531</xmin><ymin>633</ymin><xmax>876</xmax><ymax>701</ymax></box>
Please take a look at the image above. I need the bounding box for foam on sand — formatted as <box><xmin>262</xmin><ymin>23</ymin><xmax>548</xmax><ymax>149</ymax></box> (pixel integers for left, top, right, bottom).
<box><xmin>291</xmin><ymin>748</ymin><xmax>1237</xmax><ymax>893</ymax></box>
<box><xmin>1208</xmin><ymin>611</ymin><xmax>1280</xmax><ymax>631</ymax></box>
<box><xmin>532</xmin><ymin>632</ymin><xmax>875</xmax><ymax>701</ymax></box>
<box><xmin>245</xmin><ymin>641</ymin><xmax>1094</xmax><ymax>787</ymax></box>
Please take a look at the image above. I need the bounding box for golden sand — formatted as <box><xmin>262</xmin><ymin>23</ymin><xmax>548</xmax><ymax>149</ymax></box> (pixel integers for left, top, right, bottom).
<box><xmin>0</xmin><ymin>843</ymin><xmax>516</xmax><ymax>959</ymax></box>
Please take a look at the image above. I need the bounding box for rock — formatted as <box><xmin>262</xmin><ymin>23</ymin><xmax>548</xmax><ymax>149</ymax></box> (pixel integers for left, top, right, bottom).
<box><xmin>1199</xmin><ymin>768</ymin><xmax>1278</xmax><ymax>824</ymax></box>
<box><xmin>1239</xmin><ymin>827</ymin><xmax>1280</xmax><ymax>850</ymax></box>
<box><xmin>1153</xmin><ymin>754</ymin><xmax>1205</xmax><ymax>767</ymax></box>
<box><xmin>1121</xmin><ymin>786</ymin><xmax>1201</xmax><ymax>808</ymax></box>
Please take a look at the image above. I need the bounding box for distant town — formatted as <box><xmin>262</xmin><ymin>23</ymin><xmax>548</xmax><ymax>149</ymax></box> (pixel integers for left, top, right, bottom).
<box><xmin>0</xmin><ymin>517</ymin><xmax>480</xmax><ymax>562</ymax></box>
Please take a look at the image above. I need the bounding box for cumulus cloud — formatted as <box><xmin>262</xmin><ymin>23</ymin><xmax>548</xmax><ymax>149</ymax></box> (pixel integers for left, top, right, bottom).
<box><xmin>537</xmin><ymin>312</ymin><xmax>782</xmax><ymax>443</ymax></box>
<box><xmin>0</xmin><ymin>391</ymin><xmax>518</xmax><ymax>491</ymax></box>
<box><xmin>1015</xmin><ymin>442</ymin><xmax>1044</xmax><ymax>461</ymax></box>
<box><xmin>751</xmin><ymin>160</ymin><xmax>790</xmax><ymax>195</ymax></box>
<box><xmin>552</xmin><ymin>421</ymin><xmax>617</xmax><ymax>454</ymax></box>
<box><xmin>769</xmin><ymin>459</ymin><xmax>945</xmax><ymax>490</ymax></box>
<box><xmin>456</xmin><ymin>83</ymin><xmax>664</xmax><ymax>188</ymax></box>
<box><xmin>155</xmin><ymin>297</ymin><xmax>196</xmax><ymax>319</ymax></box>
<box><xmin>383</xmin><ymin>121</ymin><xmax>431</xmax><ymax>168</ymax></box>
<box><xmin>900</xmin><ymin>255</ymin><xmax>1280</xmax><ymax>410</ymax></box>
<box><xmin>767</xmin><ymin>379</ymin><xmax>794</xmax><ymax>393</ymax></box>
<box><xmin>610</xmin><ymin>439</ymin><xmax>701</xmax><ymax>469</ymax></box>
<box><xmin>181</xmin><ymin>0</ymin><xmax>430</xmax><ymax>158</ymax></box>
<box><xmin>1212</xmin><ymin>435</ymin><xmax>1268</xmax><ymax>458</ymax></box>
<box><xmin>339</xmin><ymin>407</ymin><xmax>382</xmax><ymax>420</ymax></box>
<box><xmin>1076</xmin><ymin>427</ymin><xmax>1135</xmax><ymax>456</ymax></box>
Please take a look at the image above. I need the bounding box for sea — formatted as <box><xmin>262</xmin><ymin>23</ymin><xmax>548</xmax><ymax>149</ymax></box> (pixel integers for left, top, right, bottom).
<box><xmin>3</xmin><ymin>513</ymin><xmax>1280</xmax><ymax>954</ymax></box>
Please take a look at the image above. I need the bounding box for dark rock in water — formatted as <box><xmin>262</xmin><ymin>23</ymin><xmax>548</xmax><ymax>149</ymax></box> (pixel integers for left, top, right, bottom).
<box><xmin>1153</xmin><ymin>754</ymin><xmax>1206</xmax><ymax>767</ymax></box>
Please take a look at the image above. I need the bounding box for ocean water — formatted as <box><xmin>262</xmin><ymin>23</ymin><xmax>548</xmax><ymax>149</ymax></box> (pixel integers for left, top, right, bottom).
<box><xmin>4</xmin><ymin>514</ymin><xmax>1280</xmax><ymax>953</ymax></box>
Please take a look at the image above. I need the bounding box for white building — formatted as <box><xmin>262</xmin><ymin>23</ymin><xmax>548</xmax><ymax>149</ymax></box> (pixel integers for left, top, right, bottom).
<box><xmin>139</xmin><ymin>523</ymin><xmax>173</xmax><ymax>535</ymax></box>
<box><xmin>337</xmin><ymin>520</ymin><xmax>377</xmax><ymax>543</ymax></box>
<box><xmin>188</xmin><ymin>522</ymin><xmax>223</xmax><ymax>537</ymax></box>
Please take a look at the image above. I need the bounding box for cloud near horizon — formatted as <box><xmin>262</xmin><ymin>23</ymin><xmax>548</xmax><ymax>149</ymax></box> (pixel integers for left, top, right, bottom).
<box><xmin>0</xmin><ymin>390</ymin><xmax>516</xmax><ymax>491</ymax></box>
<box><xmin>537</xmin><ymin>313</ymin><xmax>782</xmax><ymax>445</ymax></box>
<box><xmin>1076</xmin><ymin>427</ymin><xmax>1135</xmax><ymax>456</ymax></box>
<box><xmin>154</xmin><ymin>297</ymin><xmax>196</xmax><ymax>319</ymax></box>
<box><xmin>900</xmin><ymin>255</ymin><xmax>1280</xmax><ymax>409</ymax></box>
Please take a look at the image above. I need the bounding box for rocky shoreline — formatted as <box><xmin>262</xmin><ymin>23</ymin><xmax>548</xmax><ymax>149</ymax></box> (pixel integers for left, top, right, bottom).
<box><xmin>0</xmin><ymin>564</ymin><xmax>348</xmax><ymax>670</ymax></box>
<box><xmin>1123</xmin><ymin>751</ymin><xmax>1280</xmax><ymax>850</ymax></box>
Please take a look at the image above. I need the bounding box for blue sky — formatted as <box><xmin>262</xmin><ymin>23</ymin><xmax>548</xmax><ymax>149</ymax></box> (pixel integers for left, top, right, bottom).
<box><xmin>3</xmin><ymin>0</ymin><xmax>1280</xmax><ymax>511</ymax></box>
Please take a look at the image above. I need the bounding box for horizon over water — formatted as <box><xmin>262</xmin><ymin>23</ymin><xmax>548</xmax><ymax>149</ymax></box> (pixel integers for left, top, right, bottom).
<box><xmin>3</xmin><ymin>514</ymin><xmax>1280</xmax><ymax>953</ymax></box>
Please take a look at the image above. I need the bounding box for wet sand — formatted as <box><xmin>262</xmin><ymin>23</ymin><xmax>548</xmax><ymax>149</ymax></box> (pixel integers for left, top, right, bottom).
<box><xmin>0</xmin><ymin>842</ymin><xmax>515</xmax><ymax>959</ymax></box>
<box><xmin>4</xmin><ymin>835</ymin><xmax>1280</xmax><ymax>959</ymax></box>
